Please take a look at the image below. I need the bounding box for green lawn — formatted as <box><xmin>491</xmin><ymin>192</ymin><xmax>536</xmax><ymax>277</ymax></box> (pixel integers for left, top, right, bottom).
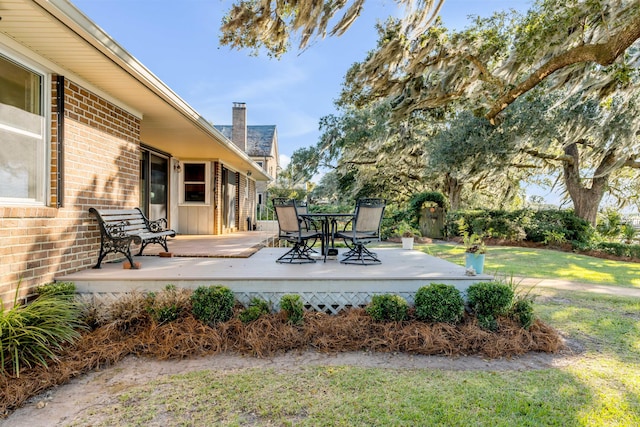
<box><xmin>422</xmin><ymin>242</ymin><xmax>640</xmax><ymax>288</ymax></box>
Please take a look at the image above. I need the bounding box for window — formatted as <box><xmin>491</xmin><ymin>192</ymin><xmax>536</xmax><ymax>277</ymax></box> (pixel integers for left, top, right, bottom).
<box><xmin>180</xmin><ymin>162</ymin><xmax>210</xmax><ymax>204</ymax></box>
<box><xmin>0</xmin><ymin>52</ymin><xmax>48</xmax><ymax>205</ymax></box>
<box><xmin>256</xmin><ymin>161</ymin><xmax>263</xmax><ymax>169</ymax></box>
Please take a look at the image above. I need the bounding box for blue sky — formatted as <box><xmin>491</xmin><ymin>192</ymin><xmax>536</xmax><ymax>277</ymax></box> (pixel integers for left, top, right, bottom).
<box><xmin>72</xmin><ymin>0</ymin><xmax>531</xmax><ymax>165</ymax></box>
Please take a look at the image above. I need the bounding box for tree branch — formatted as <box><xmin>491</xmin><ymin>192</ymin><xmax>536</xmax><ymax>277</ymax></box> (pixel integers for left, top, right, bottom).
<box><xmin>465</xmin><ymin>55</ymin><xmax>506</xmax><ymax>89</ymax></box>
<box><xmin>343</xmin><ymin>160</ymin><xmax>377</xmax><ymax>165</ymax></box>
<box><xmin>486</xmin><ymin>15</ymin><xmax>640</xmax><ymax>122</ymax></box>
<box><xmin>524</xmin><ymin>149</ymin><xmax>574</xmax><ymax>164</ymax></box>
<box><xmin>623</xmin><ymin>158</ymin><xmax>640</xmax><ymax>169</ymax></box>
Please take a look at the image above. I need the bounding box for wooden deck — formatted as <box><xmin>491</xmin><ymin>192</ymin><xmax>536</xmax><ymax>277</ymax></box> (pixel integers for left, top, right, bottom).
<box><xmin>58</xmin><ymin>233</ymin><xmax>493</xmax><ymax>313</ymax></box>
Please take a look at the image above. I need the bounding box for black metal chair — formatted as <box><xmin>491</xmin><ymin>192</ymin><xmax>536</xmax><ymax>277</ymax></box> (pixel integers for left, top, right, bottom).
<box><xmin>294</xmin><ymin>200</ymin><xmax>320</xmax><ymax>254</ymax></box>
<box><xmin>273</xmin><ymin>198</ymin><xmax>322</xmax><ymax>263</ymax></box>
<box><xmin>335</xmin><ymin>198</ymin><xmax>386</xmax><ymax>265</ymax></box>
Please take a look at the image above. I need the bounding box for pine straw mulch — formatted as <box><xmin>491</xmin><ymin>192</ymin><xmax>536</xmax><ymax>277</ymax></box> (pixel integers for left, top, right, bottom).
<box><xmin>0</xmin><ymin>309</ymin><xmax>564</xmax><ymax>417</ymax></box>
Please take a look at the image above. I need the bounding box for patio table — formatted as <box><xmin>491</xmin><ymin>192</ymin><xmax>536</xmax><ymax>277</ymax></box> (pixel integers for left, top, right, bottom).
<box><xmin>300</xmin><ymin>213</ymin><xmax>354</xmax><ymax>261</ymax></box>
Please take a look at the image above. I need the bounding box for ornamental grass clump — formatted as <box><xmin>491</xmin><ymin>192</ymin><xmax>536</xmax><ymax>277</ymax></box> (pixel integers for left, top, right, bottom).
<box><xmin>190</xmin><ymin>285</ymin><xmax>235</xmax><ymax>326</ymax></box>
<box><xmin>366</xmin><ymin>294</ymin><xmax>409</xmax><ymax>322</ymax></box>
<box><xmin>466</xmin><ymin>281</ymin><xmax>515</xmax><ymax>331</ymax></box>
<box><xmin>239</xmin><ymin>297</ymin><xmax>271</xmax><ymax>324</ymax></box>
<box><xmin>414</xmin><ymin>283</ymin><xmax>465</xmax><ymax>324</ymax></box>
<box><xmin>280</xmin><ymin>294</ymin><xmax>304</xmax><ymax>325</ymax></box>
<box><xmin>1</xmin><ymin>287</ymin><xmax>86</xmax><ymax>377</ymax></box>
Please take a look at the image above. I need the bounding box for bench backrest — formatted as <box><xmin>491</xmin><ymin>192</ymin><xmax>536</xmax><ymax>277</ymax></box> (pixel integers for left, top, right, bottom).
<box><xmin>89</xmin><ymin>208</ymin><xmax>148</xmax><ymax>234</ymax></box>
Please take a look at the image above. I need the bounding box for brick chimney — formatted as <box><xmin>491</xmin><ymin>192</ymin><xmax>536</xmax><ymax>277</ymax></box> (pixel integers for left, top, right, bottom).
<box><xmin>232</xmin><ymin>102</ymin><xmax>247</xmax><ymax>152</ymax></box>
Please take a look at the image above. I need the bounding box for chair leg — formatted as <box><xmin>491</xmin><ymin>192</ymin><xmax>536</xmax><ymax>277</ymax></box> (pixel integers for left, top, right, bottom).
<box><xmin>277</xmin><ymin>242</ymin><xmax>317</xmax><ymax>264</ymax></box>
<box><xmin>340</xmin><ymin>243</ymin><xmax>381</xmax><ymax>265</ymax></box>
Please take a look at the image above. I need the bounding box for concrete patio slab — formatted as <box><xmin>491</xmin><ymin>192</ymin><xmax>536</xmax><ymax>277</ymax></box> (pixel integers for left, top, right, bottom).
<box><xmin>58</xmin><ymin>246</ymin><xmax>493</xmax><ymax>313</ymax></box>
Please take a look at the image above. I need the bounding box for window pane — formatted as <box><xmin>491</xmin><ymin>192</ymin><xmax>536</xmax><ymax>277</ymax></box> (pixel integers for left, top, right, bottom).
<box><xmin>184</xmin><ymin>163</ymin><xmax>205</xmax><ymax>182</ymax></box>
<box><xmin>0</xmin><ymin>104</ymin><xmax>44</xmax><ymax>200</ymax></box>
<box><xmin>184</xmin><ymin>184</ymin><xmax>205</xmax><ymax>202</ymax></box>
<box><xmin>0</xmin><ymin>54</ymin><xmax>45</xmax><ymax>204</ymax></box>
<box><xmin>0</xmin><ymin>55</ymin><xmax>42</xmax><ymax>115</ymax></box>
<box><xmin>150</xmin><ymin>157</ymin><xmax>167</xmax><ymax>205</ymax></box>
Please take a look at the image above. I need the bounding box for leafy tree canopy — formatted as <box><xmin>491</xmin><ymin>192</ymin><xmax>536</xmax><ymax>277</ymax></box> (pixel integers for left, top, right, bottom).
<box><xmin>221</xmin><ymin>0</ymin><xmax>640</xmax><ymax>121</ymax></box>
<box><xmin>220</xmin><ymin>0</ymin><xmax>444</xmax><ymax>58</ymax></box>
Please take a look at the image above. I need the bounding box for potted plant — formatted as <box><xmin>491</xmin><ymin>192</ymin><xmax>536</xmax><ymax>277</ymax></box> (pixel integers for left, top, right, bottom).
<box><xmin>459</xmin><ymin>220</ymin><xmax>486</xmax><ymax>274</ymax></box>
<box><xmin>396</xmin><ymin>222</ymin><xmax>421</xmax><ymax>250</ymax></box>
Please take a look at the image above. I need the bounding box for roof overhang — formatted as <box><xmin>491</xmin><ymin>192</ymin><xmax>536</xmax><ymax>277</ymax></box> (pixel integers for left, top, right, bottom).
<box><xmin>0</xmin><ymin>0</ymin><xmax>270</xmax><ymax>181</ymax></box>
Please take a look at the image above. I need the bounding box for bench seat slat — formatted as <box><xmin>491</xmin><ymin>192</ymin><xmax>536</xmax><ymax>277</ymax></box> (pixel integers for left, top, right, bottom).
<box><xmin>101</xmin><ymin>215</ymin><xmax>146</xmax><ymax>223</ymax></box>
<box><xmin>95</xmin><ymin>209</ymin><xmax>140</xmax><ymax>216</ymax></box>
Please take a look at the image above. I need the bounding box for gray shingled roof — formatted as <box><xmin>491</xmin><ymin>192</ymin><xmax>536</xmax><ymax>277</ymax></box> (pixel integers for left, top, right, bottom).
<box><xmin>215</xmin><ymin>125</ymin><xmax>276</xmax><ymax>157</ymax></box>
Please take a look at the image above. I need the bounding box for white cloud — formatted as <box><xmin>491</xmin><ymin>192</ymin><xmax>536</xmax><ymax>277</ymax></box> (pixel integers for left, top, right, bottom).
<box><xmin>279</xmin><ymin>154</ymin><xmax>291</xmax><ymax>169</ymax></box>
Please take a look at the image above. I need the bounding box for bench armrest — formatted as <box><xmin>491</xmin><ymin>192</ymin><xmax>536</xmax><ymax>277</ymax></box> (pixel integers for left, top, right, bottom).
<box><xmin>148</xmin><ymin>217</ymin><xmax>168</xmax><ymax>233</ymax></box>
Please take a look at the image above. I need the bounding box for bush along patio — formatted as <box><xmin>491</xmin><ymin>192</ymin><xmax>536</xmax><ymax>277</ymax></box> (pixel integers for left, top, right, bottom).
<box><xmin>0</xmin><ymin>282</ymin><xmax>563</xmax><ymax>416</ymax></box>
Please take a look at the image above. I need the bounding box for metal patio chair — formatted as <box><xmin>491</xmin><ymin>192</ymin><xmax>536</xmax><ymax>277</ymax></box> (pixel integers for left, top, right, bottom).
<box><xmin>294</xmin><ymin>200</ymin><xmax>321</xmax><ymax>254</ymax></box>
<box><xmin>335</xmin><ymin>198</ymin><xmax>386</xmax><ymax>265</ymax></box>
<box><xmin>273</xmin><ymin>198</ymin><xmax>322</xmax><ymax>263</ymax></box>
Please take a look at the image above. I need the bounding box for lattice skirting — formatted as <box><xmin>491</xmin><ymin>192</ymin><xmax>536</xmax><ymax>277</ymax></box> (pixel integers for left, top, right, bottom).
<box><xmin>77</xmin><ymin>290</ymin><xmax>417</xmax><ymax>315</ymax></box>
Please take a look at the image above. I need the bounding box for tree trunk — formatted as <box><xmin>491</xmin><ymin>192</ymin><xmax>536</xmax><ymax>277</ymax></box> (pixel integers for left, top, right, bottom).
<box><xmin>445</xmin><ymin>173</ymin><xmax>463</xmax><ymax>211</ymax></box>
<box><xmin>563</xmin><ymin>143</ymin><xmax>614</xmax><ymax>226</ymax></box>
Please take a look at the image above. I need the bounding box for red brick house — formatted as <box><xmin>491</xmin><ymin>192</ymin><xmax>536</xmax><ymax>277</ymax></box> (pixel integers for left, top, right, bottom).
<box><xmin>0</xmin><ymin>0</ymin><xmax>270</xmax><ymax>305</ymax></box>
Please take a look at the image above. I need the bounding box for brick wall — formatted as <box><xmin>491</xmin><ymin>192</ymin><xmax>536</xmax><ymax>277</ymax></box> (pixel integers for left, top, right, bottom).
<box><xmin>0</xmin><ymin>77</ymin><xmax>141</xmax><ymax>306</ymax></box>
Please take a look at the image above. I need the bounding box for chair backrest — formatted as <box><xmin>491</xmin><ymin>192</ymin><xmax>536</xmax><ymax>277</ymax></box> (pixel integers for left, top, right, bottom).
<box><xmin>295</xmin><ymin>200</ymin><xmax>308</xmax><ymax>215</ymax></box>
<box><xmin>294</xmin><ymin>200</ymin><xmax>310</xmax><ymax>231</ymax></box>
<box><xmin>353</xmin><ymin>198</ymin><xmax>386</xmax><ymax>235</ymax></box>
<box><xmin>273</xmin><ymin>198</ymin><xmax>300</xmax><ymax>234</ymax></box>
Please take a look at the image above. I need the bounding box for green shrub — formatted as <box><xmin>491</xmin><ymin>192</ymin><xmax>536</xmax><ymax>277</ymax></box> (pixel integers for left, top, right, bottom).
<box><xmin>466</xmin><ymin>281</ymin><xmax>514</xmax><ymax>331</ymax></box>
<box><xmin>511</xmin><ymin>298</ymin><xmax>535</xmax><ymax>330</ymax></box>
<box><xmin>597</xmin><ymin>209</ymin><xmax>624</xmax><ymax>240</ymax></box>
<box><xmin>145</xmin><ymin>285</ymin><xmax>190</xmax><ymax>324</ymax></box>
<box><xmin>280</xmin><ymin>294</ymin><xmax>305</xmax><ymax>325</ymax></box>
<box><xmin>446</xmin><ymin>209</ymin><xmax>594</xmax><ymax>246</ymax></box>
<box><xmin>596</xmin><ymin>242</ymin><xmax>640</xmax><ymax>259</ymax></box>
<box><xmin>190</xmin><ymin>285</ymin><xmax>235</xmax><ymax>326</ymax></box>
<box><xmin>239</xmin><ymin>297</ymin><xmax>271</xmax><ymax>323</ymax></box>
<box><xmin>542</xmin><ymin>230</ymin><xmax>567</xmax><ymax>247</ymax></box>
<box><xmin>366</xmin><ymin>294</ymin><xmax>409</xmax><ymax>322</ymax></box>
<box><xmin>526</xmin><ymin>209</ymin><xmax>594</xmax><ymax>245</ymax></box>
<box><xmin>35</xmin><ymin>282</ymin><xmax>76</xmax><ymax>298</ymax></box>
<box><xmin>414</xmin><ymin>284</ymin><xmax>464</xmax><ymax>324</ymax></box>
<box><xmin>621</xmin><ymin>223</ymin><xmax>638</xmax><ymax>244</ymax></box>
<box><xmin>1</xmin><ymin>289</ymin><xmax>85</xmax><ymax>377</ymax></box>
<box><xmin>477</xmin><ymin>313</ymin><xmax>498</xmax><ymax>332</ymax></box>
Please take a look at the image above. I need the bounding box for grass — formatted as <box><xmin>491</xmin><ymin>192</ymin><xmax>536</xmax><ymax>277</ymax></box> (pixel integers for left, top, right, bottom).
<box><xmin>423</xmin><ymin>242</ymin><xmax>640</xmax><ymax>288</ymax></box>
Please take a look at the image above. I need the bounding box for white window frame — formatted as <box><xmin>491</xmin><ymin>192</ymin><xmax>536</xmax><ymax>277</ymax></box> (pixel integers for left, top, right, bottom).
<box><xmin>178</xmin><ymin>161</ymin><xmax>210</xmax><ymax>205</ymax></box>
<box><xmin>0</xmin><ymin>48</ymin><xmax>50</xmax><ymax>206</ymax></box>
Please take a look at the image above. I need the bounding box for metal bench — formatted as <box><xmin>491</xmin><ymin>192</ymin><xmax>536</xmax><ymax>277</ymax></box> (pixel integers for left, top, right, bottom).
<box><xmin>89</xmin><ymin>207</ymin><xmax>176</xmax><ymax>269</ymax></box>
